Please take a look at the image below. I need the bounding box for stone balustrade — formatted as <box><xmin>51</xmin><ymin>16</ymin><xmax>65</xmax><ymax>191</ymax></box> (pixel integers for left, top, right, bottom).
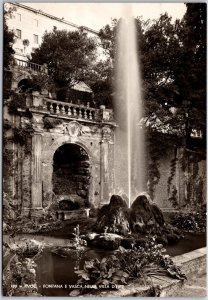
<box><xmin>18</xmin><ymin>92</ymin><xmax>114</xmax><ymax>123</ymax></box>
<box><xmin>16</xmin><ymin>58</ymin><xmax>48</xmax><ymax>73</ymax></box>
<box><xmin>45</xmin><ymin>99</ymin><xmax>98</xmax><ymax>121</ymax></box>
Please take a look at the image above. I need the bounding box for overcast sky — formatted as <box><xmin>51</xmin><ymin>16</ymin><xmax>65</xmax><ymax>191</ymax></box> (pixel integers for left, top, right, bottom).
<box><xmin>23</xmin><ymin>2</ymin><xmax>186</xmax><ymax>31</ymax></box>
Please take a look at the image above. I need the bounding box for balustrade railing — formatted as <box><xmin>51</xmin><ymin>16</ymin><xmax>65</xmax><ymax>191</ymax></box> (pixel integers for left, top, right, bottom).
<box><xmin>45</xmin><ymin>99</ymin><xmax>98</xmax><ymax>121</ymax></box>
<box><xmin>16</xmin><ymin>59</ymin><xmax>47</xmax><ymax>73</ymax></box>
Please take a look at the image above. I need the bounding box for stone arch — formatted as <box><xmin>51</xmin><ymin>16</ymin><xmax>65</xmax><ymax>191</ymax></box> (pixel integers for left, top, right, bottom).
<box><xmin>12</xmin><ymin>72</ymin><xmax>32</xmax><ymax>90</ymax></box>
<box><xmin>52</xmin><ymin>142</ymin><xmax>92</xmax><ymax>208</ymax></box>
<box><xmin>49</xmin><ymin>136</ymin><xmax>94</xmax><ymax>165</ymax></box>
<box><xmin>18</xmin><ymin>78</ymin><xmax>32</xmax><ymax>92</ymax></box>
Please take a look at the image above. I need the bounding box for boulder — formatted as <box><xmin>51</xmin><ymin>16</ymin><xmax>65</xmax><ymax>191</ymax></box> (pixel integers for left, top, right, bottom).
<box><xmin>130</xmin><ymin>194</ymin><xmax>155</xmax><ymax>233</ymax></box>
<box><xmin>95</xmin><ymin>195</ymin><xmax>130</xmax><ymax>234</ymax></box>
<box><xmin>130</xmin><ymin>193</ymin><xmax>166</xmax><ymax>234</ymax></box>
<box><xmin>90</xmin><ymin>233</ymin><xmax>122</xmax><ymax>250</ymax></box>
<box><xmin>150</xmin><ymin>203</ymin><xmax>165</xmax><ymax>226</ymax></box>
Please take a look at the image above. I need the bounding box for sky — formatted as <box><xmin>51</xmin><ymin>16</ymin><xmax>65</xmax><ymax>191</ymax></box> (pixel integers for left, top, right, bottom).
<box><xmin>23</xmin><ymin>2</ymin><xmax>187</xmax><ymax>31</ymax></box>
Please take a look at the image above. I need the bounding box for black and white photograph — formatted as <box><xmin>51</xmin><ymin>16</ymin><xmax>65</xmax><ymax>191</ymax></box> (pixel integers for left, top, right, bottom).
<box><xmin>2</xmin><ymin>2</ymin><xmax>207</xmax><ymax>297</ymax></box>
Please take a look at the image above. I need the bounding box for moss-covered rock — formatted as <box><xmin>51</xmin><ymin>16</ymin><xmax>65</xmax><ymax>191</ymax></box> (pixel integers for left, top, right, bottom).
<box><xmin>95</xmin><ymin>195</ymin><xmax>130</xmax><ymax>234</ymax></box>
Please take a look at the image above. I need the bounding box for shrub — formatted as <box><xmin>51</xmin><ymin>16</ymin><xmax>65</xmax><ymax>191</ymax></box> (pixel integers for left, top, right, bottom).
<box><xmin>74</xmin><ymin>236</ymin><xmax>186</xmax><ymax>294</ymax></box>
<box><xmin>171</xmin><ymin>209</ymin><xmax>206</xmax><ymax>232</ymax></box>
<box><xmin>43</xmin><ymin>117</ymin><xmax>63</xmax><ymax>129</ymax></box>
<box><xmin>3</xmin><ymin>239</ymin><xmax>43</xmax><ymax>296</ymax></box>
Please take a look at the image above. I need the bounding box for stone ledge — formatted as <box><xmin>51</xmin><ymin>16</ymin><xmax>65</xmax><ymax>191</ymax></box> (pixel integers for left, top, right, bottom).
<box><xmin>85</xmin><ymin>247</ymin><xmax>207</xmax><ymax>297</ymax></box>
<box><xmin>172</xmin><ymin>247</ymin><xmax>207</xmax><ymax>275</ymax></box>
<box><xmin>56</xmin><ymin>209</ymin><xmax>89</xmax><ymax>220</ymax></box>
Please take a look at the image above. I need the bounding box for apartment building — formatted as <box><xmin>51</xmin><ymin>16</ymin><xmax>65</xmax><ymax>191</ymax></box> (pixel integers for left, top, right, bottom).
<box><xmin>6</xmin><ymin>3</ymin><xmax>100</xmax><ymax>60</ymax></box>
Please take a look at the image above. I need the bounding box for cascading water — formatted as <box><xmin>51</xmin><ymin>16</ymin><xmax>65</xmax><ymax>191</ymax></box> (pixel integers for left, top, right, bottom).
<box><xmin>114</xmin><ymin>7</ymin><xmax>146</xmax><ymax>207</ymax></box>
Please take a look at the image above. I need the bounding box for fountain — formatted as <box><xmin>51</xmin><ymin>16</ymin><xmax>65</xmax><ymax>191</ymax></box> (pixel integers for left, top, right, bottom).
<box><xmin>3</xmin><ymin>5</ymin><xmax>206</xmax><ymax>298</ymax></box>
<box><xmin>114</xmin><ymin>7</ymin><xmax>146</xmax><ymax>207</ymax></box>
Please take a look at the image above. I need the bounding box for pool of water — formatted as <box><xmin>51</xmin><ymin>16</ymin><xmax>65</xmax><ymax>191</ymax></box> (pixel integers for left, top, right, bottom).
<box><xmin>166</xmin><ymin>232</ymin><xmax>206</xmax><ymax>257</ymax></box>
<box><xmin>34</xmin><ymin>232</ymin><xmax>206</xmax><ymax>296</ymax></box>
<box><xmin>36</xmin><ymin>248</ymin><xmax>107</xmax><ymax>296</ymax></box>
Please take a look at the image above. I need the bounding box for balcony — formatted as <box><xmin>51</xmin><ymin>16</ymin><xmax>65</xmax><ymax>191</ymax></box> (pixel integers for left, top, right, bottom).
<box><xmin>20</xmin><ymin>92</ymin><xmax>114</xmax><ymax>124</ymax></box>
<box><xmin>45</xmin><ymin>98</ymin><xmax>99</xmax><ymax>121</ymax></box>
<box><xmin>15</xmin><ymin>58</ymin><xmax>48</xmax><ymax>74</ymax></box>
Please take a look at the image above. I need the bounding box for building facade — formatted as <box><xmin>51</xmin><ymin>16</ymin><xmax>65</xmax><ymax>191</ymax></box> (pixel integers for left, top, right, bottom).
<box><xmin>6</xmin><ymin>3</ymin><xmax>100</xmax><ymax>60</ymax></box>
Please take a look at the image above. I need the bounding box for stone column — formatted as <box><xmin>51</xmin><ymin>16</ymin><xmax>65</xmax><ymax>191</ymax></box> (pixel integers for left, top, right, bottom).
<box><xmin>31</xmin><ymin>133</ymin><xmax>42</xmax><ymax>208</ymax></box>
<box><xmin>100</xmin><ymin>126</ymin><xmax>115</xmax><ymax>205</ymax></box>
<box><xmin>100</xmin><ymin>140</ymin><xmax>109</xmax><ymax>205</ymax></box>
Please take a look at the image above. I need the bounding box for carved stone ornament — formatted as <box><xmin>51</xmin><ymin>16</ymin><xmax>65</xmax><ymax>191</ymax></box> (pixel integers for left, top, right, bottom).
<box><xmin>102</xmin><ymin>126</ymin><xmax>113</xmax><ymax>142</ymax></box>
<box><xmin>64</xmin><ymin>121</ymin><xmax>82</xmax><ymax>138</ymax></box>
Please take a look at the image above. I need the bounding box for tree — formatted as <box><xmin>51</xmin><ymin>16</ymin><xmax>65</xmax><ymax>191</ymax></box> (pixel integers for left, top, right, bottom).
<box><xmin>174</xmin><ymin>3</ymin><xmax>206</xmax><ymax>147</ymax></box>
<box><xmin>96</xmin><ymin>15</ymin><xmax>184</xmax><ymax>127</ymax></box>
<box><xmin>95</xmin><ymin>8</ymin><xmax>206</xmax><ymax>196</ymax></box>
<box><xmin>3</xmin><ymin>7</ymin><xmax>15</xmax><ymax>70</ymax></box>
<box><xmin>96</xmin><ymin>6</ymin><xmax>206</xmax><ymax>147</ymax></box>
<box><xmin>30</xmin><ymin>28</ymin><xmax>97</xmax><ymax>100</ymax></box>
<box><xmin>3</xmin><ymin>6</ymin><xmax>15</xmax><ymax>92</ymax></box>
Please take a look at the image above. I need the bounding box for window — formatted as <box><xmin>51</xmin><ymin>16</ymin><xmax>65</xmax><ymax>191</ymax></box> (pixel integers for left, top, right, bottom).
<box><xmin>16</xmin><ymin>13</ymin><xmax>21</xmax><ymax>21</ymax></box>
<box><xmin>33</xmin><ymin>34</ymin><xmax>38</xmax><ymax>44</ymax></box>
<box><xmin>16</xmin><ymin>29</ymin><xmax>22</xmax><ymax>39</ymax></box>
<box><xmin>34</xmin><ymin>19</ymin><xmax>38</xmax><ymax>27</ymax></box>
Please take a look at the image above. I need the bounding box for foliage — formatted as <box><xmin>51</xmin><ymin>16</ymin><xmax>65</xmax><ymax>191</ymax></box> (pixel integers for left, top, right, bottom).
<box><xmin>8</xmin><ymin>92</ymin><xmax>27</xmax><ymax>114</ymax></box>
<box><xmin>3</xmin><ymin>6</ymin><xmax>15</xmax><ymax>70</ymax></box>
<box><xmin>167</xmin><ymin>149</ymin><xmax>178</xmax><ymax>194</ymax></box>
<box><xmin>85</xmin><ymin>59</ymin><xmax>114</xmax><ymax>108</ymax></box>
<box><xmin>145</xmin><ymin>129</ymin><xmax>182</xmax><ymax>198</ymax></box>
<box><xmin>3</xmin><ymin>192</ymin><xmax>62</xmax><ymax>235</ymax></box>
<box><xmin>171</xmin><ymin>208</ymin><xmax>206</xmax><ymax>232</ymax></box>
<box><xmin>30</xmin><ymin>28</ymin><xmax>97</xmax><ymax>100</ymax></box>
<box><xmin>75</xmin><ymin>236</ymin><xmax>186</xmax><ymax>293</ymax></box>
<box><xmin>3</xmin><ymin>192</ymin><xmax>18</xmax><ymax>233</ymax></box>
<box><xmin>27</xmin><ymin>72</ymin><xmax>50</xmax><ymax>93</ymax></box>
<box><xmin>13</xmin><ymin>123</ymin><xmax>34</xmax><ymax>148</ymax></box>
<box><xmin>72</xmin><ymin>225</ymin><xmax>87</xmax><ymax>270</ymax></box>
<box><xmin>3</xmin><ymin>239</ymin><xmax>43</xmax><ymax>296</ymax></box>
<box><xmin>43</xmin><ymin>116</ymin><xmax>63</xmax><ymax>129</ymax></box>
<box><xmin>3</xmin><ymin>6</ymin><xmax>15</xmax><ymax>93</ymax></box>
<box><xmin>176</xmin><ymin>4</ymin><xmax>206</xmax><ymax>146</ymax></box>
<box><xmin>96</xmin><ymin>6</ymin><xmax>206</xmax><ymax>195</ymax></box>
<box><xmin>168</xmin><ymin>185</ymin><xmax>178</xmax><ymax>209</ymax></box>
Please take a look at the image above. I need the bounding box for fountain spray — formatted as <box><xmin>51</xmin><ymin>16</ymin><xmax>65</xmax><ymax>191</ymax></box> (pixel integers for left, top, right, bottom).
<box><xmin>114</xmin><ymin>5</ymin><xmax>145</xmax><ymax>207</ymax></box>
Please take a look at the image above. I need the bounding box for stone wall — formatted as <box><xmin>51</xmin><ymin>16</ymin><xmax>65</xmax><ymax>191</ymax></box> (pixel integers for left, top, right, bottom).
<box><xmin>3</xmin><ymin>89</ymin><xmax>206</xmax><ymax>215</ymax></box>
<box><xmin>154</xmin><ymin>147</ymin><xmax>206</xmax><ymax>210</ymax></box>
<box><xmin>3</xmin><ymin>96</ymin><xmax>115</xmax><ymax>215</ymax></box>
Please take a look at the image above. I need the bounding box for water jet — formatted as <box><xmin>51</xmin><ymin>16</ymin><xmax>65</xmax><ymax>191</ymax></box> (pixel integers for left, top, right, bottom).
<box><xmin>114</xmin><ymin>7</ymin><xmax>146</xmax><ymax>207</ymax></box>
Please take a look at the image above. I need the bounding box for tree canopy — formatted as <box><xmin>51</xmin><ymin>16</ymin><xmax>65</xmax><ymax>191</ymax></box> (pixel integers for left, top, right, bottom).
<box><xmin>28</xmin><ymin>4</ymin><xmax>206</xmax><ymax>146</ymax></box>
<box><xmin>30</xmin><ymin>28</ymin><xmax>97</xmax><ymax>99</ymax></box>
<box><xmin>95</xmin><ymin>4</ymin><xmax>206</xmax><ymax>147</ymax></box>
<box><xmin>3</xmin><ymin>8</ymin><xmax>15</xmax><ymax>70</ymax></box>
<box><xmin>3</xmin><ymin>6</ymin><xmax>15</xmax><ymax>93</ymax></box>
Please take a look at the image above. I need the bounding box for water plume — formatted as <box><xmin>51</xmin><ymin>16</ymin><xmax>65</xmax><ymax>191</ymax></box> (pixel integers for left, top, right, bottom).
<box><xmin>114</xmin><ymin>5</ymin><xmax>146</xmax><ymax>207</ymax></box>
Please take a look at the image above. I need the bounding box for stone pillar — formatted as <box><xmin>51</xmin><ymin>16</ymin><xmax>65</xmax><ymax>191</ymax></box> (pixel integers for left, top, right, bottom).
<box><xmin>100</xmin><ymin>126</ymin><xmax>115</xmax><ymax>205</ymax></box>
<box><xmin>100</xmin><ymin>141</ymin><xmax>109</xmax><ymax>205</ymax></box>
<box><xmin>31</xmin><ymin>133</ymin><xmax>42</xmax><ymax>208</ymax></box>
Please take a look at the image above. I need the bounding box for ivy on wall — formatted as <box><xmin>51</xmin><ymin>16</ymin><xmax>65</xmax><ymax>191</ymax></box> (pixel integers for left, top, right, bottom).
<box><xmin>146</xmin><ymin>128</ymin><xmax>181</xmax><ymax>199</ymax></box>
<box><xmin>168</xmin><ymin>185</ymin><xmax>178</xmax><ymax>209</ymax></box>
<box><xmin>43</xmin><ymin>117</ymin><xmax>63</xmax><ymax>129</ymax></box>
<box><xmin>8</xmin><ymin>93</ymin><xmax>26</xmax><ymax>115</ymax></box>
<box><xmin>167</xmin><ymin>147</ymin><xmax>178</xmax><ymax>195</ymax></box>
<box><xmin>146</xmin><ymin>128</ymin><xmax>205</xmax><ymax>210</ymax></box>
